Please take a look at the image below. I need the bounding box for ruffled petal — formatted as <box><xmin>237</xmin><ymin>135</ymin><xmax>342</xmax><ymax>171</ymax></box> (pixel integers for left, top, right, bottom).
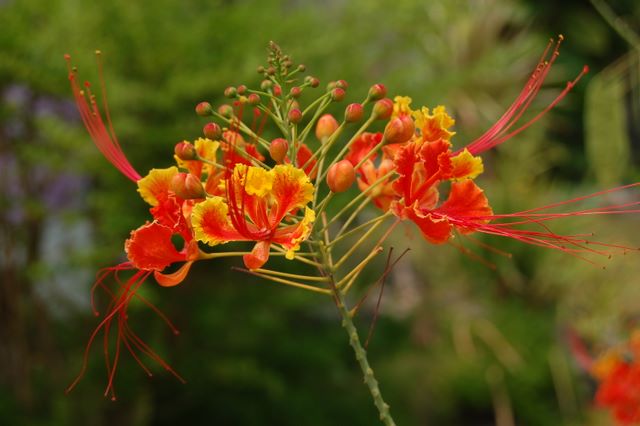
<box><xmin>270</xmin><ymin>164</ymin><xmax>314</xmax><ymax>222</ymax></box>
<box><xmin>137</xmin><ymin>167</ymin><xmax>179</xmax><ymax>206</ymax></box>
<box><xmin>436</xmin><ymin>180</ymin><xmax>493</xmax><ymax>234</ymax></box>
<box><xmin>125</xmin><ymin>222</ymin><xmax>185</xmax><ymax>270</ymax></box>
<box><xmin>413</xmin><ymin>105</ymin><xmax>456</xmax><ymax>142</ymax></box>
<box><xmin>272</xmin><ymin>207</ymin><xmax>316</xmax><ymax>258</ymax></box>
<box><xmin>191</xmin><ymin>197</ymin><xmax>245</xmax><ymax>245</ymax></box>
<box><xmin>450</xmin><ymin>148</ymin><xmax>484</xmax><ymax>181</ymax></box>
<box><xmin>408</xmin><ymin>208</ymin><xmax>453</xmax><ymax>244</ymax></box>
<box><xmin>154</xmin><ymin>261</ymin><xmax>194</xmax><ymax>287</ymax></box>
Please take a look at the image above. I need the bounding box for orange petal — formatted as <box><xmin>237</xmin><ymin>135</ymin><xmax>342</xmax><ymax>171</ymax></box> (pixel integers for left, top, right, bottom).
<box><xmin>154</xmin><ymin>261</ymin><xmax>194</xmax><ymax>287</ymax></box>
<box><xmin>243</xmin><ymin>241</ymin><xmax>271</xmax><ymax>270</ymax></box>
<box><xmin>409</xmin><ymin>208</ymin><xmax>453</xmax><ymax>244</ymax></box>
<box><xmin>191</xmin><ymin>197</ymin><xmax>244</xmax><ymax>246</ymax></box>
<box><xmin>125</xmin><ymin>222</ymin><xmax>185</xmax><ymax>270</ymax></box>
<box><xmin>450</xmin><ymin>149</ymin><xmax>484</xmax><ymax>181</ymax></box>
<box><xmin>437</xmin><ymin>180</ymin><xmax>493</xmax><ymax>234</ymax></box>
<box><xmin>270</xmin><ymin>164</ymin><xmax>314</xmax><ymax>222</ymax></box>
<box><xmin>137</xmin><ymin>167</ymin><xmax>179</xmax><ymax>206</ymax></box>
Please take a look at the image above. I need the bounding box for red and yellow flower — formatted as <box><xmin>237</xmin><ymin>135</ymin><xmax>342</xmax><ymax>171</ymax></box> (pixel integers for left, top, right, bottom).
<box><xmin>191</xmin><ymin>163</ymin><xmax>315</xmax><ymax>270</ymax></box>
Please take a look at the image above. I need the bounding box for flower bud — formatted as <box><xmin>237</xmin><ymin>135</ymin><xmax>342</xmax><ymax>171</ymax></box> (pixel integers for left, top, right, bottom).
<box><xmin>237</xmin><ymin>85</ymin><xmax>247</xmax><ymax>95</ymax></box>
<box><xmin>260</xmin><ymin>79</ymin><xmax>272</xmax><ymax>91</ymax></box>
<box><xmin>203</xmin><ymin>122</ymin><xmax>222</xmax><ymax>140</ymax></box>
<box><xmin>327</xmin><ymin>160</ymin><xmax>355</xmax><ymax>193</ymax></box>
<box><xmin>383</xmin><ymin>115</ymin><xmax>415</xmax><ymax>144</ymax></box>
<box><xmin>224</xmin><ymin>86</ymin><xmax>237</xmax><ymax>98</ymax></box>
<box><xmin>217</xmin><ymin>104</ymin><xmax>234</xmax><ymax>118</ymax></box>
<box><xmin>368</xmin><ymin>84</ymin><xmax>387</xmax><ymax>100</ymax></box>
<box><xmin>331</xmin><ymin>88</ymin><xmax>346</xmax><ymax>102</ymax></box>
<box><xmin>288</xmin><ymin>108</ymin><xmax>302</xmax><ymax>124</ymax></box>
<box><xmin>266</xmin><ymin>66</ymin><xmax>276</xmax><ymax>76</ymax></box>
<box><xmin>345</xmin><ymin>103</ymin><xmax>364</xmax><ymax>123</ymax></box>
<box><xmin>273</xmin><ymin>85</ymin><xmax>282</xmax><ymax>97</ymax></box>
<box><xmin>174</xmin><ymin>141</ymin><xmax>197</xmax><ymax>161</ymax></box>
<box><xmin>290</xmin><ymin>86</ymin><xmax>302</xmax><ymax>98</ymax></box>
<box><xmin>257</xmin><ymin>65</ymin><xmax>265</xmax><ymax>74</ymax></box>
<box><xmin>247</xmin><ymin>93</ymin><xmax>261</xmax><ymax>105</ymax></box>
<box><xmin>171</xmin><ymin>173</ymin><xmax>206</xmax><ymax>199</ymax></box>
<box><xmin>372</xmin><ymin>98</ymin><xmax>394</xmax><ymax>120</ymax></box>
<box><xmin>297</xmin><ymin>64</ymin><xmax>306</xmax><ymax>72</ymax></box>
<box><xmin>335</xmin><ymin>80</ymin><xmax>349</xmax><ymax>90</ymax></box>
<box><xmin>315</xmin><ymin>114</ymin><xmax>339</xmax><ymax>142</ymax></box>
<box><xmin>269</xmin><ymin>138</ymin><xmax>289</xmax><ymax>163</ymax></box>
<box><xmin>305</xmin><ymin>76</ymin><xmax>320</xmax><ymax>88</ymax></box>
<box><xmin>195</xmin><ymin>102</ymin><xmax>212</xmax><ymax>116</ymax></box>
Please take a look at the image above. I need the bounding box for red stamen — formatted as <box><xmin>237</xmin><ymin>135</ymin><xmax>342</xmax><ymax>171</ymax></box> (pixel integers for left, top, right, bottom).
<box><xmin>461</xmin><ymin>37</ymin><xmax>588</xmax><ymax>155</ymax></box>
<box><xmin>64</xmin><ymin>54</ymin><xmax>141</xmax><ymax>182</ymax></box>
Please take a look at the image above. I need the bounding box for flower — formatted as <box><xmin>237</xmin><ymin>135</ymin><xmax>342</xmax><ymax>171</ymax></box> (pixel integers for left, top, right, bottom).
<box><xmin>191</xmin><ymin>163</ymin><xmax>315</xmax><ymax>269</ymax></box>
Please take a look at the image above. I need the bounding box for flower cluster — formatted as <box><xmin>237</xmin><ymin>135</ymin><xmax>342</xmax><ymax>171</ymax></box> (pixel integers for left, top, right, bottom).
<box><xmin>65</xmin><ymin>39</ymin><xmax>639</xmax><ymax>421</ymax></box>
<box><xmin>591</xmin><ymin>332</ymin><xmax>640</xmax><ymax>425</ymax></box>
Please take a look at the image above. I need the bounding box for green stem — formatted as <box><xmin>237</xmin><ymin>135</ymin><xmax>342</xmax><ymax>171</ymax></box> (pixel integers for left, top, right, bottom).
<box><xmin>331</xmin><ymin>278</ymin><xmax>396</xmax><ymax>426</ymax></box>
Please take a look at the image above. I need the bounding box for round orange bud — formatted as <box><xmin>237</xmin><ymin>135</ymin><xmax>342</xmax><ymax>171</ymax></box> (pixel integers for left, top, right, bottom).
<box><xmin>269</xmin><ymin>138</ymin><xmax>289</xmax><ymax>163</ymax></box>
<box><xmin>237</xmin><ymin>85</ymin><xmax>247</xmax><ymax>95</ymax></box>
<box><xmin>315</xmin><ymin>114</ymin><xmax>339</xmax><ymax>142</ymax></box>
<box><xmin>331</xmin><ymin>88</ymin><xmax>345</xmax><ymax>102</ymax></box>
<box><xmin>273</xmin><ymin>85</ymin><xmax>282</xmax><ymax>97</ymax></box>
<box><xmin>224</xmin><ymin>86</ymin><xmax>237</xmax><ymax>98</ymax></box>
<box><xmin>345</xmin><ymin>103</ymin><xmax>364</xmax><ymax>123</ymax></box>
<box><xmin>336</xmin><ymin>80</ymin><xmax>349</xmax><ymax>90</ymax></box>
<box><xmin>174</xmin><ymin>141</ymin><xmax>197</xmax><ymax>161</ymax></box>
<box><xmin>171</xmin><ymin>173</ymin><xmax>206</xmax><ymax>199</ymax></box>
<box><xmin>368</xmin><ymin>84</ymin><xmax>387</xmax><ymax>100</ymax></box>
<box><xmin>203</xmin><ymin>122</ymin><xmax>222</xmax><ymax>140</ymax></box>
<box><xmin>247</xmin><ymin>93</ymin><xmax>261</xmax><ymax>105</ymax></box>
<box><xmin>288</xmin><ymin>108</ymin><xmax>302</xmax><ymax>124</ymax></box>
<box><xmin>217</xmin><ymin>104</ymin><xmax>234</xmax><ymax>118</ymax></box>
<box><xmin>195</xmin><ymin>102</ymin><xmax>212</xmax><ymax>116</ymax></box>
<box><xmin>372</xmin><ymin>98</ymin><xmax>394</xmax><ymax>120</ymax></box>
<box><xmin>307</xmin><ymin>76</ymin><xmax>320</xmax><ymax>88</ymax></box>
<box><xmin>383</xmin><ymin>115</ymin><xmax>415</xmax><ymax>144</ymax></box>
<box><xmin>327</xmin><ymin>160</ymin><xmax>355</xmax><ymax>193</ymax></box>
<box><xmin>290</xmin><ymin>86</ymin><xmax>302</xmax><ymax>98</ymax></box>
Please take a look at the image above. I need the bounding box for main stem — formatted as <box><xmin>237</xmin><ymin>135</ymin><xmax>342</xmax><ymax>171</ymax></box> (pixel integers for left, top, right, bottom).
<box><xmin>319</xmin><ymin>244</ymin><xmax>396</xmax><ymax>425</ymax></box>
<box><xmin>334</xmin><ymin>284</ymin><xmax>396</xmax><ymax>425</ymax></box>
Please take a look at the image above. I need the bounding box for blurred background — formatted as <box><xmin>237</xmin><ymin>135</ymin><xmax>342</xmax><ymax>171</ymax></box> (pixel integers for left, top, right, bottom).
<box><xmin>1</xmin><ymin>0</ymin><xmax>640</xmax><ymax>424</ymax></box>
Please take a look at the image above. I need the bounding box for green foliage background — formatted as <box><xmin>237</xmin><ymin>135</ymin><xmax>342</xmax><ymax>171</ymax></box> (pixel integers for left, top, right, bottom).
<box><xmin>1</xmin><ymin>0</ymin><xmax>639</xmax><ymax>424</ymax></box>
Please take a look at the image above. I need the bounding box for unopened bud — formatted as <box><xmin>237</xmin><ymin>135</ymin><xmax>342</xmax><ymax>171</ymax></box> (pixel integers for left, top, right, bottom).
<box><xmin>307</xmin><ymin>76</ymin><xmax>320</xmax><ymax>88</ymax></box>
<box><xmin>217</xmin><ymin>104</ymin><xmax>234</xmax><ymax>118</ymax></box>
<box><xmin>171</xmin><ymin>173</ymin><xmax>206</xmax><ymax>199</ymax></box>
<box><xmin>174</xmin><ymin>141</ymin><xmax>197</xmax><ymax>161</ymax></box>
<box><xmin>288</xmin><ymin>108</ymin><xmax>302</xmax><ymax>124</ymax></box>
<box><xmin>237</xmin><ymin>85</ymin><xmax>247</xmax><ymax>95</ymax></box>
<box><xmin>315</xmin><ymin>114</ymin><xmax>339</xmax><ymax>142</ymax></box>
<box><xmin>195</xmin><ymin>102</ymin><xmax>212</xmax><ymax>116</ymax></box>
<box><xmin>372</xmin><ymin>98</ymin><xmax>394</xmax><ymax>120</ymax></box>
<box><xmin>326</xmin><ymin>81</ymin><xmax>337</xmax><ymax>91</ymax></box>
<box><xmin>297</xmin><ymin>64</ymin><xmax>306</xmax><ymax>72</ymax></box>
<box><xmin>327</xmin><ymin>160</ymin><xmax>355</xmax><ymax>193</ymax></box>
<box><xmin>267</xmin><ymin>66</ymin><xmax>276</xmax><ymax>76</ymax></box>
<box><xmin>203</xmin><ymin>122</ymin><xmax>223</xmax><ymax>140</ymax></box>
<box><xmin>345</xmin><ymin>103</ymin><xmax>364</xmax><ymax>123</ymax></box>
<box><xmin>290</xmin><ymin>86</ymin><xmax>302</xmax><ymax>98</ymax></box>
<box><xmin>260</xmin><ymin>80</ymin><xmax>272</xmax><ymax>91</ymax></box>
<box><xmin>224</xmin><ymin>86</ymin><xmax>237</xmax><ymax>98</ymax></box>
<box><xmin>368</xmin><ymin>84</ymin><xmax>387</xmax><ymax>100</ymax></box>
<box><xmin>331</xmin><ymin>88</ymin><xmax>346</xmax><ymax>102</ymax></box>
<box><xmin>335</xmin><ymin>80</ymin><xmax>349</xmax><ymax>90</ymax></box>
<box><xmin>269</xmin><ymin>138</ymin><xmax>289</xmax><ymax>163</ymax></box>
<box><xmin>247</xmin><ymin>93</ymin><xmax>261</xmax><ymax>105</ymax></box>
<box><xmin>273</xmin><ymin>85</ymin><xmax>282</xmax><ymax>97</ymax></box>
<box><xmin>383</xmin><ymin>115</ymin><xmax>415</xmax><ymax>144</ymax></box>
<box><xmin>257</xmin><ymin>65</ymin><xmax>265</xmax><ymax>74</ymax></box>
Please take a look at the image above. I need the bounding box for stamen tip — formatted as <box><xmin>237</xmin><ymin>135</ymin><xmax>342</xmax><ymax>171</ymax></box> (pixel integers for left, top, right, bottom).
<box><xmin>111</xmin><ymin>396</ymin><xmax>117</xmax><ymax>402</ymax></box>
<box><xmin>95</xmin><ymin>50</ymin><xmax>102</xmax><ymax>56</ymax></box>
<box><xmin>582</xmin><ymin>65</ymin><xmax>590</xmax><ymax>74</ymax></box>
<box><xmin>558</xmin><ymin>34</ymin><xmax>564</xmax><ymax>41</ymax></box>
